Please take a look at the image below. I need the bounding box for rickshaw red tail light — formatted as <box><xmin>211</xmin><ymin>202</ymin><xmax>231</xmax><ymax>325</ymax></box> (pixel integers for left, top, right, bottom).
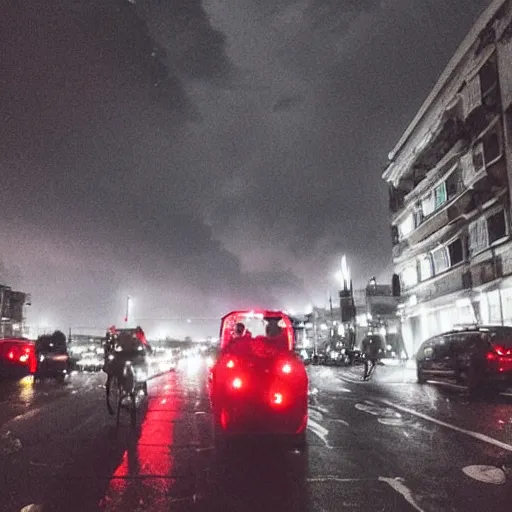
<box><xmin>232</xmin><ymin>377</ymin><xmax>243</xmax><ymax>389</ymax></box>
<box><xmin>226</xmin><ymin>359</ymin><xmax>235</xmax><ymax>369</ymax></box>
<box><xmin>281</xmin><ymin>362</ymin><xmax>292</xmax><ymax>374</ymax></box>
<box><xmin>272</xmin><ymin>392</ymin><xmax>284</xmax><ymax>405</ymax></box>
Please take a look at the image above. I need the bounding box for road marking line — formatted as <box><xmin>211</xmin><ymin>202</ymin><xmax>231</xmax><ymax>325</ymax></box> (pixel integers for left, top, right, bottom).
<box><xmin>330</xmin><ymin>419</ymin><xmax>350</xmax><ymax>426</ymax></box>
<box><xmin>307</xmin><ymin>477</ymin><xmax>366</xmax><ymax>482</ymax></box>
<box><xmin>307</xmin><ymin>418</ymin><xmax>333</xmax><ymax>449</ymax></box>
<box><xmin>379</xmin><ymin>477</ymin><xmax>425</xmax><ymax>512</ymax></box>
<box><xmin>378</xmin><ymin>399</ymin><xmax>512</xmax><ymax>453</ymax></box>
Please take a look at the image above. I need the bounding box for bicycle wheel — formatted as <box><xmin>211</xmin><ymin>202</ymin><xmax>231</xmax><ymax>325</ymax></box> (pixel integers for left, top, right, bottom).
<box><xmin>121</xmin><ymin>363</ymin><xmax>137</xmax><ymax>428</ymax></box>
<box><xmin>367</xmin><ymin>362</ymin><xmax>376</xmax><ymax>380</ymax></box>
<box><xmin>129</xmin><ymin>391</ymin><xmax>137</xmax><ymax>428</ymax></box>
<box><xmin>106</xmin><ymin>376</ymin><xmax>120</xmax><ymax>416</ymax></box>
<box><xmin>116</xmin><ymin>380</ymin><xmax>123</xmax><ymax>428</ymax></box>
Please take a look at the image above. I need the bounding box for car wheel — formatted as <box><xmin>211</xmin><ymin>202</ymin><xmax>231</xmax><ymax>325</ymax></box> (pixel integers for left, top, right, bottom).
<box><xmin>417</xmin><ymin>368</ymin><xmax>426</xmax><ymax>384</ymax></box>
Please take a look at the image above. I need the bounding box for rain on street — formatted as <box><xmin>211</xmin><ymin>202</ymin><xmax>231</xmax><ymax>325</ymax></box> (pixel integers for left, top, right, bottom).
<box><xmin>1</xmin><ymin>359</ymin><xmax>512</xmax><ymax>512</ymax></box>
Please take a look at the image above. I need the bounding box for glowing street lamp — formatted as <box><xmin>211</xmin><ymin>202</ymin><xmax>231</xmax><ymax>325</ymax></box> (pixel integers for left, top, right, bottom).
<box><xmin>335</xmin><ymin>255</ymin><xmax>351</xmax><ymax>291</ymax></box>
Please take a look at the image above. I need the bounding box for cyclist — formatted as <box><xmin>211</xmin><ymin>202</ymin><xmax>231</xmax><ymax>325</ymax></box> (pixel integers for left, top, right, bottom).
<box><xmin>361</xmin><ymin>334</ymin><xmax>384</xmax><ymax>381</ymax></box>
<box><xmin>104</xmin><ymin>327</ymin><xmax>152</xmax><ymax>410</ymax></box>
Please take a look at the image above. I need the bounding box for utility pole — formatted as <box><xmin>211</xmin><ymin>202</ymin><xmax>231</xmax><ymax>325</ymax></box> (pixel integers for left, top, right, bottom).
<box><xmin>124</xmin><ymin>295</ymin><xmax>131</xmax><ymax>325</ymax></box>
<box><xmin>339</xmin><ymin>255</ymin><xmax>356</xmax><ymax>350</ymax></box>
<box><xmin>329</xmin><ymin>294</ymin><xmax>334</xmax><ymax>342</ymax></box>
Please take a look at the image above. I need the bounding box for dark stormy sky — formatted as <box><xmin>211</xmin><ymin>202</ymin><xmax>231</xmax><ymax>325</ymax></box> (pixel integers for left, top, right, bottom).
<box><xmin>1</xmin><ymin>0</ymin><xmax>487</xmax><ymax>338</ymax></box>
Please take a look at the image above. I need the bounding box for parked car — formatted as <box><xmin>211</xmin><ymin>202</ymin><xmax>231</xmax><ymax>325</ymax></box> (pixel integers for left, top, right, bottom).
<box><xmin>34</xmin><ymin>331</ymin><xmax>70</xmax><ymax>382</ymax></box>
<box><xmin>416</xmin><ymin>325</ymin><xmax>512</xmax><ymax>394</ymax></box>
<box><xmin>0</xmin><ymin>338</ymin><xmax>37</xmax><ymax>378</ymax></box>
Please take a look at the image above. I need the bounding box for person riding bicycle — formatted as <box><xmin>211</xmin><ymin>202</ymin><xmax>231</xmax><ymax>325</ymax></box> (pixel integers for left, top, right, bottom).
<box><xmin>104</xmin><ymin>326</ymin><xmax>152</xmax><ymax>398</ymax></box>
<box><xmin>361</xmin><ymin>334</ymin><xmax>384</xmax><ymax>380</ymax></box>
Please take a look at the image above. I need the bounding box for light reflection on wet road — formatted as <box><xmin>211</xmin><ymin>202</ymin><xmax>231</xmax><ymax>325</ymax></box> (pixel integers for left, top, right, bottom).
<box><xmin>0</xmin><ymin>362</ymin><xmax>511</xmax><ymax>511</ymax></box>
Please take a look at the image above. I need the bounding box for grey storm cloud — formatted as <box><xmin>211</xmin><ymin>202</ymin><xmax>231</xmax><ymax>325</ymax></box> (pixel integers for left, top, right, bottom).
<box><xmin>272</xmin><ymin>94</ymin><xmax>305</xmax><ymax>112</ymax></box>
<box><xmin>0</xmin><ymin>0</ymin><xmax>489</xmax><ymax>336</ymax></box>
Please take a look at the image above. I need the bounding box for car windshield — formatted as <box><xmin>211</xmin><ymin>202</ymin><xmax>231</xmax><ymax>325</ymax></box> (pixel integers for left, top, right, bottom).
<box><xmin>226</xmin><ymin>314</ymin><xmax>287</xmax><ymax>338</ymax></box>
<box><xmin>36</xmin><ymin>336</ymin><xmax>66</xmax><ymax>353</ymax></box>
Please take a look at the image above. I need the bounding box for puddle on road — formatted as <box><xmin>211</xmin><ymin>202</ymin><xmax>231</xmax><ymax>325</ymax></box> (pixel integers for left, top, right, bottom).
<box><xmin>355</xmin><ymin>401</ymin><xmax>402</xmax><ymax>419</ymax></box>
<box><xmin>0</xmin><ymin>430</ymin><xmax>22</xmax><ymax>454</ymax></box>
<box><xmin>463</xmin><ymin>465</ymin><xmax>506</xmax><ymax>485</ymax></box>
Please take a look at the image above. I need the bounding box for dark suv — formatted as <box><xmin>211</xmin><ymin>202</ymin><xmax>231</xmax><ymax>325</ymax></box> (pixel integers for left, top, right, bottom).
<box><xmin>35</xmin><ymin>331</ymin><xmax>70</xmax><ymax>382</ymax></box>
<box><xmin>416</xmin><ymin>325</ymin><xmax>512</xmax><ymax>394</ymax></box>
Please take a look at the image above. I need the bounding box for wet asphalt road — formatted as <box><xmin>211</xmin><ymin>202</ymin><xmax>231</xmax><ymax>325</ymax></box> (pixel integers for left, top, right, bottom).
<box><xmin>1</xmin><ymin>359</ymin><xmax>512</xmax><ymax>511</ymax></box>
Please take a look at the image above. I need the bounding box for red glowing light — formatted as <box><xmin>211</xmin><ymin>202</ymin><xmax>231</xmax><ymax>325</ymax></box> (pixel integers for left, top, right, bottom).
<box><xmin>273</xmin><ymin>392</ymin><xmax>283</xmax><ymax>405</ymax></box>
<box><xmin>282</xmin><ymin>363</ymin><xmax>292</xmax><ymax>374</ymax></box>
<box><xmin>226</xmin><ymin>359</ymin><xmax>235</xmax><ymax>369</ymax></box>
<box><xmin>232</xmin><ymin>377</ymin><xmax>243</xmax><ymax>389</ymax></box>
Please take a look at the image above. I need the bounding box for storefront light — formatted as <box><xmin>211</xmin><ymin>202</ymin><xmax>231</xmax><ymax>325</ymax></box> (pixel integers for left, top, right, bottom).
<box><xmin>456</xmin><ymin>298</ymin><xmax>471</xmax><ymax>309</ymax></box>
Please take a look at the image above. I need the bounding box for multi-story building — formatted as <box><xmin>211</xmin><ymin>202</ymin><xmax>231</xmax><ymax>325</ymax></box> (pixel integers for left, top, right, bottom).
<box><xmin>0</xmin><ymin>284</ymin><xmax>30</xmax><ymax>338</ymax></box>
<box><xmin>383</xmin><ymin>0</ymin><xmax>512</xmax><ymax>356</ymax></box>
<box><xmin>300</xmin><ymin>279</ymin><xmax>403</xmax><ymax>354</ymax></box>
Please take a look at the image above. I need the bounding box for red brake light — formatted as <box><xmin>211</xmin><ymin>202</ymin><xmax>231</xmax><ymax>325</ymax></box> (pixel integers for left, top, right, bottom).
<box><xmin>232</xmin><ymin>377</ymin><xmax>243</xmax><ymax>389</ymax></box>
<box><xmin>272</xmin><ymin>392</ymin><xmax>283</xmax><ymax>405</ymax></box>
<box><xmin>226</xmin><ymin>359</ymin><xmax>235</xmax><ymax>369</ymax></box>
<box><xmin>487</xmin><ymin>351</ymin><xmax>498</xmax><ymax>361</ymax></box>
<box><xmin>7</xmin><ymin>351</ymin><xmax>15</xmax><ymax>360</ymax></box>
<box><xmin>493</xmin><ymin>345</ymin><xmax>512</xmax><ymax>356</ymax></box>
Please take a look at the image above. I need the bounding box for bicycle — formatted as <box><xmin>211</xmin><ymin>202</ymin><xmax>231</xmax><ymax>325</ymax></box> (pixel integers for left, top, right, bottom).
<box><xmin>362</xmin><ymin>355</ymin><xmax>378</xmax><ymax>381</ymax></box>
<box><xmin>106</xmin><ymin>360</ymin><xmax>137</xmax><ymax>428</ymax></box>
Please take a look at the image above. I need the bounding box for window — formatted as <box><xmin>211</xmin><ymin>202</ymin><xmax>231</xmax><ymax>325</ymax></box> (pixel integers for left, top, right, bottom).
<box><xmin>445</xmin><ymin>166</ymin><xmax>462</xmax><ymax>199</ymax></box>
<box><xmin>399</xmin><ymin>214</ymin><xmax>415</xmax><ymax>239</ymax></box>
<box><xmin>448</xmin><ymin>239</ymin><xmax>463</xmax><ymax>265</ymax></box>
<box><xmin>432</xmin><ymin>247</ymin><xmax>450</xmax><ymax>274</ymax></box>
<box><xmin>461</xmin><ymin>151</ymin><xmax>475</xmax><ymax>186</ymax></box>
<box><xmin>421</xmin><ymin>192</ymin><xmax>436</xmax><ymax>217</ymax></box>
<box><xmin>479</xmin><ymin>57</ymin><xmax>497</xmax><ymax>94</ymax></box>
<box><xmin>487</xmin><ymin>290</ymin><xmax>502</xmax><ymax>324</ymax></box>
<box><xmin>468</xmin><ymin>217</ymin><xmax>489</xmax><ymax>256</ymax></box>
<box><xmin>433</xmin><ymin>336</ymin><xmax>451</xmax><ymax>358</ymax></box>
<box><xmin>463</xmin><ymin>74</ymin><xmax>482</xmax><ymax>118</ymax></box>
<box><xmin>473</xmin><ymin>143</ymin><xmax>485</xmax><ymax>173</ymax></box>
<box><xmin>401</xmin><ymin>264</ymin><xmax>418</xmax><ymax>288</ymax></box>
<box><xmin>419</xmin><ymin>255</ymin><xmax>433</xmax><ymax>281</ymax></box>
<box><xmin>434</xmin><ymin>183</ymin><xmax>447</xmax><ymax>209</ymax></box>
<box><xmin>413</xmin><ymin>204</ymin><xmax>423</xmax><ymax>228</ymax></box>
<box><xmin>483</xmin><ymin>129</ymin><xmax>501</xmax><ymax>164</ymax></box>
<box><xmin>501</xmin><ymin>288</ymin><xmax>512</xmax><ymax>324</ymax></box>
<box><xmin>487</xmin><ymin>210</ymin><xmax>506</xmax><ymax>243</ymax></box>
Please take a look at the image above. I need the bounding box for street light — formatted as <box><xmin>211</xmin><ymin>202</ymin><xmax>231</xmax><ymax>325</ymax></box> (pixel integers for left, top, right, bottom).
<box><xmin>335</xmin><ymin>256</ymin><xmax>351</xmax><ymax>291</ymax></box>
<box><xmin>124</xmin><ymin>296</ymin><xmax>132</xmax><ymax>325</ymax></box>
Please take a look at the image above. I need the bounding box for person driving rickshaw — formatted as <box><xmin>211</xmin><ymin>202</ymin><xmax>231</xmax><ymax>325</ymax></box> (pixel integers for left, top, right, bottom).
<box><xmin>104</xmin><ymin>326</ymin><xmax>152</xmax><ymax>413</ymax></box>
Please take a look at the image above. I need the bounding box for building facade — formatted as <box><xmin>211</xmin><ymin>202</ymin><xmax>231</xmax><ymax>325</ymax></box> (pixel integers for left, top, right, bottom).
<box><xmin>0</xmin><ymin>284</ymin><xmax>29</xmax><ymax>338</ymax></box>
<box><xmin>383</xmin><ymin>0</ymin><xmax>512</xmax><ymax>356</ymax></box>
<box><xmin>299</xmin><ymin>280</ymin><xmax>402</xmax><ymax>355</ymax></box>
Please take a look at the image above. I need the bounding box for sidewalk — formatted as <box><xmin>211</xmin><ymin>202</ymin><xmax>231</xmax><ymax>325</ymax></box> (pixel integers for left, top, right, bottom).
<box><xmin>339</xmin><ymin>359</ymin><xmax>418</xmax><ymax>384</ymax></box>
